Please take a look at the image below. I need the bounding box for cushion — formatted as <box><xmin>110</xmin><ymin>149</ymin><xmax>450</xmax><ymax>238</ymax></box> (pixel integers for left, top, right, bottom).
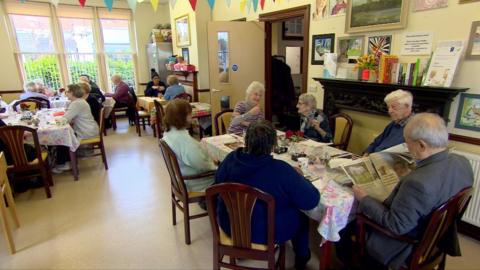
<box><xmin>7</xmin><ymin>151</ymin><xmax>48</xmax><ymax>168</ymax></box>
<box><xmin>218</xmin><ymin>227</ymin><xmax>268</xmax><ymax>251</ymax></box>
<box><xmin>188</xmin><ymin>191</ymin><xmax>205</xmax><ymax>199</ymax></box>
<box><xmin>80</xmin><ymin>137</ymin><xmax>100</xmax><ymax>145</ymax></box>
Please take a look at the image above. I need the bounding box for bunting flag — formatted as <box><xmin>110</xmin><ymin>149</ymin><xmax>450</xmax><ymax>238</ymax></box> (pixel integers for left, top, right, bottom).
<box><xmin>104</xmin><ymin>0</ymin><xmax>113</xmax><ymax>11</ymax></box>
<box><xmin>207</xmin><ymin>0</ymin><xmax>215</xmax><ymax>10</ymax></box>
<box><xmin>126</xmin><ymin>0</ymin><xmax>137</xmax><ymax>12</ymax></box>
<box><xmin>247</xmin><ymin>0</ymin><xmax>252</xmax><ymax>13</ymax></box>
<box><xmin>225</xmin><ymin>0</ymin><xmax>231</xmax><ymax>7</ymax></box>
<box><xmin>151</xmin><ymin>0</ymin><xmax>159</xmax><ymax>11</ymax></box>
<box><xmin>240</xmin><ymin>0</ymin><xmax>247</xmax><ymax>12</ymax></box>
<box><xmin>260</xmin><ymin>0</ymin><xmax>265</xmax><ymax>10</ymax></box>
<box><xmin>79</xmin><ymin>0</ymin><xmax>86</xmax><ymax>7</ymax></box>
<box><xmin>189</xmin><ymin>0</ymin><xmax>197</xmax><ymax>11</ymax></box>
<box><xmin>51</xmin><ymin>0</ymin><xmax>60</xmax><ymax>6</ymax></box>
<box><xmin>170</xmin><ymin>0</ymin><xmax>177</xmax><ymax>9</ymax></box>
<box><xmin>252</xmin><ymin>0</ymin><xmax>258</xmax><ymax>12</ymax></box>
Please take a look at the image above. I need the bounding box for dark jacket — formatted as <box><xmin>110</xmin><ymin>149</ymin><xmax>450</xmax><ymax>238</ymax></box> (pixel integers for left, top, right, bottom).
<box><xmin>86</xmin><ymin>95</ymin><xmax>103</xmax><ymax>124</ymax></box>
<box><xmin>89</xmin><ymin>82</ymin><xmax>105</xmax><ymax>103</ymax></box>
<box><xmin>215</xmin><ymin>148</ymin><xmax>320</xmax><ymax>244</ymax></box>
<box><xmin>144</xmin><ymin>81</ymin><xmax>166</xmax><ymax>97</ymax></box>
<box><xmin>358</xmin><ymin>150</ymin><xmax>474</xmax><ymax>269</ymax></box>
<box><xmin>299</xmin><ymin>109</ymin><xmax>332</xmax><ymax>143</ymax></box>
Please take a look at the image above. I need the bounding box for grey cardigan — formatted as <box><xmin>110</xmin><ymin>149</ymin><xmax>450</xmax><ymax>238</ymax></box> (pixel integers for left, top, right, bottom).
<box><xmin>62</xmin><ymin>99</ymin><xmax>99</xmax><ymax>139</ymax></box>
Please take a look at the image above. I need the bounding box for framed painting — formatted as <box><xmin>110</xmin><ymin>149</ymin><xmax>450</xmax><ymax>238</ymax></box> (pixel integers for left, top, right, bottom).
<box><xmin>413</xmin><ymin>0</ymin><xmax>448</xmax><ymax>11</ymax></box>
<box><xmin>345</xmin><ymin>0</ymin><xmax>409</xmax><ymax>33</ymax></box>
<box><xmin>181</xmin><ymin>48</ymin><xmax>189</xmax><ymax>64</ymax></box>
<box><xmin>329</xmin><ymin>0</ymin><xmax>347</xmax><ymax>16</ymax></box>
<box><xmin>459</xmin><ymin>0</ymin><xmax>480</xmax><ymax>3</ymax></box>
<box><xmin>466</xmin><ymin>21</ymin><xmax>480</xmax><ymax>60</ymax></box>
<box><xmin>282</xmin><ymin>18</ymin><xmax>303</xmax><ymax>40</ymax></box>
<box><xmin>455</xmin><ymin>93</ymin><xmax>480</xmax><ymax>132</ymax></box>
<box><xmin>311</xmin><ymin>33</ymin><xmax>335</xmax><ymax>65</ymax></box>
<box><xmin>175</xmin><ymin>14</ymin><xmax>190</xmax><ymax>47</ymax></box>
<box><xmin>337</xmin><ymin>35</ymin><xmax>364</xmax><ymax>63</ymax></box>
<box><xmin>368</xmin><ymin>35</ymin><xmax>392</xmax><ymax>55</ymax></box>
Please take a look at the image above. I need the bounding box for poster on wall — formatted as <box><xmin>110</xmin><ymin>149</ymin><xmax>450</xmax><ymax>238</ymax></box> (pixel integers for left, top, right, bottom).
<box><xmin>413</xmin><ymin>0</ymin><xmax>448</xmax><ymax>11</ymax></box>
<box><xmin>423</xmin><ymin>40</ymin><xmax>464</xmax><ymax>87</ymax></box>
<box><xmin>337</xmin><ymin>36</ymin><xmax>364</xmax><ymax>63</ymax></box>
<box><xmin>466</xmin><ymin>21</ymin><xmax>480</xmax><ymax>59</ymax></box>
<box><xmin>368</xmin><ymin>35</ymin><xmax>392</xmax><ymax>55</ymax></box>
<box><xmin>400</xmin><ymin>32</ymin><xmax>433</xmax><ymax>55</ymax></box>
<box><xmin>312</xmin><ymin>0</ymin><xmax>328</xmax><ymax>20</ymax></box>
<box><xmin>455</xmin><ymin>93</ymin><xmax>480</xmax><ymax>132</ymax></box>
<box><xmin>329</xmin><ymin>0</ymin><xmax>347</xmax><ymax>16</ymax></box>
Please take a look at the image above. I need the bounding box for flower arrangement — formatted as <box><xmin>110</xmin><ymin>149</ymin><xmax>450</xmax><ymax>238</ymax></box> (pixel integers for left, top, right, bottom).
<box><xmin>355</xmin><ymin>54</ymin><xmax>377</xmax><ymax>70</ymax></box>
<box><xmin>285</xmin><ymin>130</ymin><xmax>305</xmax><ymax>142</ymax></box>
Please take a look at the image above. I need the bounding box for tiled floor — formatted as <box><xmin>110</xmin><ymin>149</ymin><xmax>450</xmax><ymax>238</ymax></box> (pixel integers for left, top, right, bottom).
<box><xmin>0</xmin><ymin>120</ymin><xmax>479</xmax><ymax>269</ymax></box>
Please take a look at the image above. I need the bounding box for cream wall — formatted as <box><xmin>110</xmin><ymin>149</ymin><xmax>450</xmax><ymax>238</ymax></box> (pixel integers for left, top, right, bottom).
<box><xmin>0</xmin><ymin>0</ymin><xmax>170</xmax><ymax>94</ymax></box>
<box><xmin>210</xmin><ymin>0</ymin><xmax>480</xmax><ymax>154</ymax></box>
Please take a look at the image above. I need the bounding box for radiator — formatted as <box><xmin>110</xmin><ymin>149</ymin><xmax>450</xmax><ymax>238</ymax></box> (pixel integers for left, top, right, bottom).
<box><xmin>452</xmin><ymin>150</ymin><xmax>480</xmax><ymax>227</ymax></box>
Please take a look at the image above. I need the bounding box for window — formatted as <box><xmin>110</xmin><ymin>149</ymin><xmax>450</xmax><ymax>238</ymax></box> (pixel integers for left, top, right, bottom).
<box><xmin>217</xmin><ymin>32</ymin><xmax>229</xmax><ymax>83</ymax></box>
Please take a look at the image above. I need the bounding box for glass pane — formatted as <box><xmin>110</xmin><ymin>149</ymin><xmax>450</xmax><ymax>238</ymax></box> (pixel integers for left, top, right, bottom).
<box><xmin>100</xmin><ymin>19</ymin><xmax>131</xmax><ymax>53</ymax></box>
<box><xmin>59</xmin><ymin>18</ymin><xmax>95</xmax><ymax>53</ymax></box>
<box><xmin>10</xmin><ymin>15</ymin><xmax>55</xmax><ymax>53</ymax></box>
<box><xmin>217</xmin><ymin>32</ymin><xmax>229</xmax><ymax>83</ymax></box>
<box><xmin>106</xmin><ymin>54</ymin><xmax>135</xmax><ymax>89</ymax></box>
<box><xmin>66</xmin><ymin>54</ymin><xmax>98</xmax><ymax>84</ymax></box>
<box><xmin>21</xmin><ymin>54</ymin><xmax>61</xmax><ymax>90</ymax></box>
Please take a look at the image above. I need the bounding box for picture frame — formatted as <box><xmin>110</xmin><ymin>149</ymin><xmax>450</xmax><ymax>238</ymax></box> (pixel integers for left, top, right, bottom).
<box><xmin>466</xmin><ymin>21</ymin><xmax>480</xmax><ymax>60</ymax></box>
<box><xmin>455</xmin><ymin>93</ymin><xmax>480</xmax><ymax>132</ymax></box>
<box><xmin>413</xmin><ymin>0</ymin><xmax>448</xmax><ymax>12</ymax></box>
<box><xmin>282</xmin><ymin>18</ymin><xmax>303</xmax><ymax>40</ymax></box>
<box><xmin>311</xmin><ymin>33</ymin><xmax>335</xmax><ymax>65</ymax></box>
<box><xmin>459</xmin><ymin>0</ymin><xmax>480</xmax><ymax>3</ymax></box>
<box><xmin>329</xmin><ymin>0</ymin><xmax>347</xmax><ymax>16</ymax></box>
<box><xmin>345</xmin><ymin>0</ymin><xmax>409</xmax><ymax>33</ymax></box>
<box><xmin>337</xmin><ymin>35</ymin><xmax>364</xmax><ymax>63</ymax></box>
<box><xmin>174</xmin><ymin>14</ymin><xmax>190</xmax><ymax>47</ymax></box>
<box><xmin>181</xmin><ymin>47</ymin><xmax>189</xmax><ymax>64</ymax></box>
<box><xmin>368</xmin><ymin>35</ymin><xmax>392</xmax><ymax>55</ymax></box>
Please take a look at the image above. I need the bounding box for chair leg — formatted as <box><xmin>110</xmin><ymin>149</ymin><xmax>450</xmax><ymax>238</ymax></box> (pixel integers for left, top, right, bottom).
<box><xmin>172</xmin><ymin>196</ymin><xmax>177</xmax><ymax>226</ymax></box>
<box><xmin>142</xmin><ymin>118</ymin><xmax>146</xmax><ymax>131</ymax></box>
<box><xmin>319</xmin><ymin>241</ymin><xmax>333</xmax><ymax>270</ymax></box>
<box><xmin>278</xmin><ymin>244</ymin><xmax>286</xmax><ymax>270</ymax></box>
<box><xmin>111</xmin><ymin>113</ymin><xmax>117</xmax><ymax>131</ymax></box>
<box><xmin>152</xmin><ymin>124</ymin><xmax>157</xmax><ymax>137</ymax></box>
<box><xmin>69</xmin><ymin>151</ymin><xmax>79</xmax><ymax>181</ymax></box>
<box><xmin>100</xmin><ymin>142</ymin><xmax>109</xmax><ymax>170</ymax></box>
<box><xmin>184</xmin><ymin>201</ymin><xmax>191</xmax><ymax>245</ymax></box>
<box><xmin>0</xmin><ymin>192</ymin><xmax>15</xmax><ymax>254</ymax></box>
<box><xmin>44</xmin><ymin>159</ymin><xmax>54</xmax><ymax>186</ymax></box>
<box><xmin>439</xmin><ymin>253</ymin><xmax>446</xmax><ymax>270</ymax></box>
<box><xmin>136</xmin><ymin>116</ymin><xmax>141</xmax><ymax>137</ymax></box>
<box><xmin>4</xmin><ymin>183</ymin><xmax>20</xmax><ymax>228</ymax></box>
<box><xmin>40</xmin><ymin>167</ymin><xmax>52</xmax><ymax>198</ymax></box>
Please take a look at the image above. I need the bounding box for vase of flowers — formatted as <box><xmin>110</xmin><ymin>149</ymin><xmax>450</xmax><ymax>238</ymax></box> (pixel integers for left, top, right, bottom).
<box><xmin>356</xmin><ymin>54</ymin><xmax>378</xmax><ymax>82</ymax></box>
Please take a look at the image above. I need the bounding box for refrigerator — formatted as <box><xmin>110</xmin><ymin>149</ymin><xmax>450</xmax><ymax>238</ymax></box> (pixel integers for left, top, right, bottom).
<box><xmin>146</xmin><ymin>42</ymin><xmax>173</xmax><ymax>83</ymax></box>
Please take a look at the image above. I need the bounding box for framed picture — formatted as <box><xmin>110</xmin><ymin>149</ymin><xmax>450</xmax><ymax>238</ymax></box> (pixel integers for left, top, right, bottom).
<box><xmin>345</xmin><ymin>0</ymin><xmax>409</xmax><ymax>33</ymax></box>
<box><xmin>182</xmin><ymin>48</ymin><xmax>189</xmax><ymax>64</ymax></box>
<box><xmin>455</xmin><ymin>93</ymin><xmax>480</xmax><ymax>132</ymax></box>
<box><xmin>368</xmin><ymin>35</ymin><xmax>392</xmax><ymax>55</ymax></box>
<box><xmin>311</xmin><ymin>34</ymin><xmax>335</xmax><ymax>65</ymax></box>
<box><xmin>337</xmin><ymin>35</ymin><xmax>364</xmax><ymax>63</ymax></box>
<box><xmin>329</xmin><ymin>0</ymin><xmax>347</xmax><ymax>16</ymax></box>
<box><xmin>312</xmin><ymin>0</ymin><xmax>329</xmax><ymax>21</ymax></box>
<box><xmin>466</xmin><ymin>21</ymin><xmax>480</xmax><ymax>60</ymax></box>
<box><xmin>459</xmin><ymin>0</ymin><xmax>480</xmax><ymax>3</ymax></box>
<box><xmin>282</xmin><ymin>18</ymin><xmax>303</xmax><ymax>40</ymax></box>
<box><xmin>175</xmin><ymin>14</ymin><xmax>190</xmax><ymax>47</ymax></box>
<box><xmin>413</xmin><ymin>0</ymin><xmax>448</xmax><ymax>11</ymax></box>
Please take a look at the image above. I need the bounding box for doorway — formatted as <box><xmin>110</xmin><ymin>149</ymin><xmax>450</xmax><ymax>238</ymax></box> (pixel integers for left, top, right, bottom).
<box><xmin>259</xmin><ymin>5</ymin><xmax>310</xmax><ymax>129</ymax></box>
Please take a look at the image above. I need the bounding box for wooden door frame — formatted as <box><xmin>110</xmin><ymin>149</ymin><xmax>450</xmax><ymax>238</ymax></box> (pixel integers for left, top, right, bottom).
<box><xmin>259</xmin><ymin>5</ymin><xmax>310</xmax><ymax>121</ymax></box>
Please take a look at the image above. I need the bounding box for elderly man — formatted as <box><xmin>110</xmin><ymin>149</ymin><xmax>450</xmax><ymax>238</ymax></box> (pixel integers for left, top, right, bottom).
<box><xmin>351</xmin><ymin>113</ymin><xmax>473</xmax><ymax>269</ymax></box>
<box><xmin>365</xmin><ymin>89</ymin><xmax>413</xmax><ymax>154</ymax></box>
<box><xmin>20</xmin><ymin>81</ymin><xmax>48</xmax><ymax>100</ymax></box>
<box><xmin>106</xmin><ymin>74</ymin><xmax>134</xmax><ymax>123</ymax></box>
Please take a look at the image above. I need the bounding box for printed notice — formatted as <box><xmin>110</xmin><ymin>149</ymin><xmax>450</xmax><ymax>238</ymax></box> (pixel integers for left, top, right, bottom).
<box><xmin>401</xmin><ymin>32</ymin><xmax>433</xmax><ymax>55</ymax></box>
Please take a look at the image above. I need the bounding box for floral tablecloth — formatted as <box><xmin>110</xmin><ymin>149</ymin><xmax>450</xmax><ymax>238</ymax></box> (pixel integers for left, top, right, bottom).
<box><xmin>2</xmin><ymin>109</ymin><xmax>80</xmax><ymax>151</ymax></box>
<box><xmin>201</xmin><ymin>134</ymin><xmax>355</xmax><ymax>242</ymax></box>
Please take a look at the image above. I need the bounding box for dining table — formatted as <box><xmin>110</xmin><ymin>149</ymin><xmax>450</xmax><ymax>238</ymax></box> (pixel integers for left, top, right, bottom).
<box><xmin>201</xmin><ymin>133</ymin><xmax>357</xmax><ymax>269</ymax></box>
<box><xmin>137</xmin><ymin>96</ymin><xmax>168</xmax><ymax>113</ymax></box>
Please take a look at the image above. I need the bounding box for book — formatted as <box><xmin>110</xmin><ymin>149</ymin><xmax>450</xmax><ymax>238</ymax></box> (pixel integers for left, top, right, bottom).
<box><xmin>423</xmin><ymin>40</ymin><xmax>464</xmax><ymax>87</ymax></box>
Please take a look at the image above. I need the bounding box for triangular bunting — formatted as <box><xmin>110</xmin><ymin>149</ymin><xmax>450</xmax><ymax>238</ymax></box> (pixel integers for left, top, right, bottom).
<box><xmin>252</xmin><ymin>0</ymin><xmax>258</xmax><ymax>12</ymax></box>
<box><xmin>189</xmin><ymin>0</ymin><xmax>197</xmax><ymax>11</ymax></box>
<box><xmin>246</xmin><ymin>0</ymin><xmax>252</xmax><ymax>13</ymax></box>
<box><xmin>79</xmin><ymin>0</ymin><xmax>86</xmax><ymax>7</ymax></box>
<box><xmin>51</xmin><ymin>0</ymin><xmax>60</xmax><ymax>6</ymax></box>
<box><xmin>225</xmin><ymin>0</ymin><xmax>232</xmax><ymax>7</ymax></box>
<box><xmin>151</xmin><ymin>0</ymin><xmax>159</xmax><ymax>11</ymax></box>
<box><xmin>104</xmin><ymin>0</ymin><xmax>113</xmax><ymax>11</ymax></box>
<box><xmin>207</xmin><ymin>0</ymin><xmax>215</xmax><ymax>10</ymax></box>
<box><xmin>170</xmin><ymin>0</ymin><xmax>177</xmax><ymax>9</ymax></box>
<box><xmin>260</xmin><ymin>0</ymin><xmax>265</xmax><ymax>10</ymax></box>
<box><xmin>240</xmin><ymin>0</ymin><xmax>247</xmax><ymax>12</ymax></box>
<box><xmin>126</xmin><ymin>0</ymin><xmax>137</xmax><ymax>12</ymax></box>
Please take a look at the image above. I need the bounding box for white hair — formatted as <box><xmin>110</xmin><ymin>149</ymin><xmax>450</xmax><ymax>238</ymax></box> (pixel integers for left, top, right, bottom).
<box><xmin>24</xmin><ymin>81</ymin><xmax>37</xmax><ymax>92</ymax></box>
<box><xmin>384</xmin><ymin>89</ymin><xmax>413</xmax><ymax>107</ymax></box>
<box><xmin>245</xmin><ymin>81</ymin><xmax>265</xmax><ymax>100</ymax></box>
<box><xmin>298</xmin><ymin>93</ymin><xmax>317</xmax><ymax>109</ymax></box>
<box><xmin>405</xmin><ymin>113</ymin><xmax>448</xmax><ymax>148</ymax></box>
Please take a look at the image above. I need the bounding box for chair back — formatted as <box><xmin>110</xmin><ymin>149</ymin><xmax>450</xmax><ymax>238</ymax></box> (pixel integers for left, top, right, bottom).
<box><xmin>13</xmin><ymin>99</ymin><xmax>42</xmax><ymax>112</ymax></box>
<box><xmin>0</xmin><ymin>126</ymin><xmax>43</xmax><ymax>169</ymax></box>
<box><xmin>26</xmin><ymin>97</ymin><xmax>50</xmax><ymax>109</ymax></box>
<box><xmin>174</xmin><ymin>93</ymin><xmax>192</xmax><ymax>102</ymax></box>
<box><xmin>408</xmin><ymin>187</ymin><xmax>473</xmax><ymax>269</ymax></box>
<box><xmin>329</xmin><ymin>113</ymin><xmax>353</xmax><ymax>150</ymax></box>
<box><xmin>0</xmin><ymin>152</ymin><xmax>8</xmax><ymax>187</ymax></box>
<box><xmin>159</xmin><ymin>139</ymin><xmax>188</xmax><ymax>201</ymax></box>
<box><xmin>153</xmin><ymin>100</ymin><xmax>165</xmax><ymax>138</ymax></box>
<box><xmin>214</xmin><ymin>109</ymin><xmax>234</xmax><ymax>135</ymax></box>
<box><xmin>205</xmin><ymin>183</ymin><xmax>276</xmax><ymax>251</ymax></box>
<box><xmin>128</xmin><ymin>87</ymin><xmax>137</xmax><ymax>105</ymax></box>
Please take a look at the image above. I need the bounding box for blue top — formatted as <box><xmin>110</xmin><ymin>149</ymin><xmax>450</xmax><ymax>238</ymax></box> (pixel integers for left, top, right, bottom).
<box><xmin>163</xmin><ymin>84</ymin><xmax>186</xmax><ymax>100</ymax></box>
<box><xmin>365</xmin><ymin>116</ymin><xmax>411</xmax><ymax>153</ymax></box>
<box><xmin>215</xmin><ymin>148</ymin><xmax>320</xmax><ymax>244</ymax></box>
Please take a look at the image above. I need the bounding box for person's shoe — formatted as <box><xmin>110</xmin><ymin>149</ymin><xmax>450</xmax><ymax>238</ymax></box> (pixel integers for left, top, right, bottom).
<box><xmin>53</xmin><ymin>162</ymin><xmax>71</xmax><ymax>173</ymax></box>
<box><xmin>295</xmin><ymin>250</ymin><xmax>311</xmax><ymax>270</ymax></box>
<box><xmin>198</xmin><ymin>200</ymin><xmax>207</xmax><ymax>211</ymax></box>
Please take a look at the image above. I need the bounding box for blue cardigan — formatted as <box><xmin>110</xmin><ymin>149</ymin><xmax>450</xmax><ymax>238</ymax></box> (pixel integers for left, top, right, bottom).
<box><xmin>365</xmin><ymin>120</ymin><xmax>407</xmax><ymax>153</ymax></box>
<box><xmin>215</xmin><ymin>148</ymin><xmax>320</xmax><ymax>244</ymax></box>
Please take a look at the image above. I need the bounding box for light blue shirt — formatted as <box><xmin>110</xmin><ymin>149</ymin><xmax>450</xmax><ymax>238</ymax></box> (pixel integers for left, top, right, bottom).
<box><xmin>163</xmin><ymin>84</ymin><xmax>186</xmax><ymax>100</ymax></box>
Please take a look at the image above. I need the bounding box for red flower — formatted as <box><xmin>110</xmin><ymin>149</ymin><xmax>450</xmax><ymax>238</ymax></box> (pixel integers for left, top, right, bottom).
<box><xmin>285</xmin><ymin>130</ymin><xmax>294</xmax><ymax>139</ymax></box>
<box><xmin>296</xmin><ymin>131</ymin><xmax>304</xmax><ymax>138</ymax></box>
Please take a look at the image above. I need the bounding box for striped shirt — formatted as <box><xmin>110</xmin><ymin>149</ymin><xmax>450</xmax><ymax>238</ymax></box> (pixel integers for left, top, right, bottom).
<box><xmin>228</xmin><ymin>101</ymin><xmax>265</xmax><ymax>134</ymax></box>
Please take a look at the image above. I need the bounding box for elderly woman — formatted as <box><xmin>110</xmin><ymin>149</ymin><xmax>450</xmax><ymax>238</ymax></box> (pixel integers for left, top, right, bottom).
<box><xmin>296</xmin><ymin>93</ymin><xmax>332</xmax><ymax>143</ymax></box>
<box><xmin>227</xmin><ymin>81</ymin><xmax>265</xmax><ymax>135</ymax></box>
<box><xmin>163</xmin><ymin>75</ymin><xmax>186</xmax><ymax>101</ymax></box>
<box><xmin>20</xmin><ymin>81</ymin><xmax>48</xmax><ymax>100</ymax></box>
<box><xmin>365</xmin><ymin>89</ymin><xmax>413</xmax><ymax>154</ymax></box>
<box><xmin>162</xmin><ymin>99</ymin><xmax>216</xmax><ymax>192</ymax></box>
<box><xmin>53</xmin><ymin>84</ymin><xmax>99</xmax><ymax>173</ymax></box>
<box><xmin>216</xmin><ymin>120</ymin><xmax>320</xmax><ymax>269</ymax></box>
<box><xmin>78</xmin><ymin>82</ymin><xmax>102</xmax><ymax>124</ymax></box>
<box><xmin>145</xmin><ymin>69</ymin><xmax>166</xmax><ymax>97</ymax></box>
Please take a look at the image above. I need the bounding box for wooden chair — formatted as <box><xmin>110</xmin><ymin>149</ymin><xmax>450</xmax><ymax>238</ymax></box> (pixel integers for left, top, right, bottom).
<box><xmin>205</xmin><ymin>183</ymin><xmax>286</xmax><ymax>270</ymax></box>
<box><xmin>153</xmin><ymin>100</ymin><xmax>165</xmax><ymax>138</ymax></box>
<box><xmin>356</xmin><ymin>187</ymin><xmax>473</xmax><ymax>270</ymax></box>
<box><xmin>25</xmin><ymin>97</ymin><xmax>50</xmax><ymax>109</ymax></box>
<box><xmin>69</xmin><ymin>108</ymin><xmax>108</xmax><ymax>180</ymax></box>
<box><xmin>329</xmin><ymin>113</ymin><xmax>353</xmax><ymax>151</ymax></box>
<box><xmin>0</xmin><ymin>152</ymin><xmax>20</xmax><ymax>254</ymax></box>
<box><xmin>110</xmin><ymin>105</ymin><xmax>129</xmax><ymax>131</ymax></box>
<box><xmin>134</xmin><ymin>107</ymin><xmax>151</xmax><ymax>137</ymax></box>
<box><xmin>12</xmin><ymin>99</ymin><xmax>42</xmax><ymax>112</ymax></box>
<box><xmin>214</xmin><ymin>109</ymin><xmax>234</xmax><ymax>135</ymax></box>
<box><xmin>159</xmin><ymin>139</ymin><xmax>213</xmax><ymax>245</ymax></box>
<box><xmin>174</xmin><ymin>93</ymin><xmax>192</xmax><ymax>102</ymax></box>
<box><xmin>0</xmin><ymin>126</ymin><xmax>52</xmax><ymax>198</ymax></box>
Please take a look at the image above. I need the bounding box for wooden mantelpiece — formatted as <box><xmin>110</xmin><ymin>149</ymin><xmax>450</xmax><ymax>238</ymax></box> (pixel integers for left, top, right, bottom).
<box><xmin>314</xmin><ymin>78</ymin><xmax>468</xmax><ymax>122</ymax></box>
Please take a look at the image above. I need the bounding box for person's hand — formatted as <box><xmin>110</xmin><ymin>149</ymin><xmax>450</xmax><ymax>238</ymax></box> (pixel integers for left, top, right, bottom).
<box><xmin>353</xmin><ymin>185</ymin><xmax>368</xmax><ymax>201</ymax></box>
<box><xmin>159</xmin><ymin>86</ymin><xmax>165</xmax><ymax>91</ymax></box>
<box><xmin>294</xmin><ymin>166</ymin><xmax>304</xmax><ymax>176</ymax></box>
<box><xmin>248</xmin><ymin>106</ymin><xmax>261</xmax><ymax>115</ymax></box>
<box><xmin>363</xmin><ymin>152</ymin><xmax>369</xmax><ymax>157</ymax></box>
<box><xmin>309</xmin><ymin>119</ymin><xmax>320</xmax><ymax>128</ymax></box>
<box><xmin>152</xmin><ymin>86</ymin><xmax>159</xmax><ymax>89</ymax></box>
<box><xmin>213</xmin><ymin>159</ymin><xmax>220</xmax><ymax>166</ymax></box>
<box><xmin>241</xmin><ymin>121</ymin><xmax>251</xmax><ymax>127</ymax></box>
